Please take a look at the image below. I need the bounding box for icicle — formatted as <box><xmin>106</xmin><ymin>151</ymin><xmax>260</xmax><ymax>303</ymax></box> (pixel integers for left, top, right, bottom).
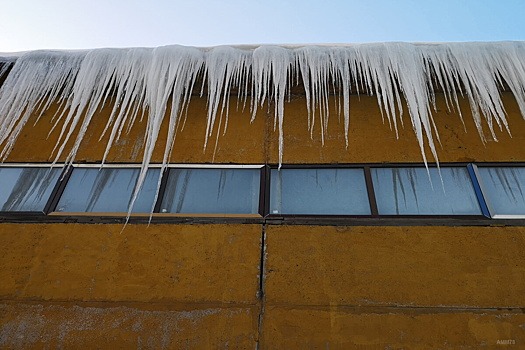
<box><xmin>252</xmin><ymin>46</ymin><xmax>292</xmax><ymax>167</ymax></box>
<box><xmin>295</xmin><ymin>46</ymin><xmax>334</xmax><ymax>144</ymax></box>
<box><xmin>203</xmin><ymin>46</ymin><xmax>252</xmax><ymax>151</ymax></box>
<box><xmin>127</xmin><ymin>45</ymin><xmax>205</xmax><ymax>221</ymax></box>
<box><xmin>0</xmin><ymin>51</ymin><xmax>85</xmax><ymax>159</ymax></box>
<box><xmin>1</xmin><ymin>42</ymin><xmax>525</xmax><ymax>218</ymax></box>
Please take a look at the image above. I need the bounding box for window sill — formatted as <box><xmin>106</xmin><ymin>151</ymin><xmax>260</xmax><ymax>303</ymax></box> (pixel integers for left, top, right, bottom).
<box><xmin>2</xmin><ymin>213</ymin><xmax>525</xmax><ymax>226</ymax></box>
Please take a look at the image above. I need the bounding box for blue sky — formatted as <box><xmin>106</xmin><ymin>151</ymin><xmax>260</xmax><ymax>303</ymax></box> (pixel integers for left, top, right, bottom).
<box><xmin>1</xmin><ymin>0</ymin><xmax>524</xmax><ymax>52</ymax></box>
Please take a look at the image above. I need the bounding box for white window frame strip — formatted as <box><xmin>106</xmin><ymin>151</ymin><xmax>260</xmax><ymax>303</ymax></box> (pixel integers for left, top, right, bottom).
<box><xmin>70</xmin><ymin>163</ymin><xmax>163</xmax><ymax>169</ymax></box>
<box><xmin>167</xmin><ymin>164</ymin><xmax>264</xmax><ymax>169</ymax></box>
<box><xmin>0</xmin><ymin>163</ymin><xmax>64</xmax><ymax>168</ymax></box>
<box><xmin>69</xmin><ymin>164</ymin><xmax>264</xmax><ymax>169</ymax></box>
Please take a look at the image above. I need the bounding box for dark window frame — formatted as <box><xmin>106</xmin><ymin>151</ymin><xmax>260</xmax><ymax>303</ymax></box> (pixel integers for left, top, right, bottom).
<box><xmin>369</xmin><ymin>163</ymin><xmax>487</xmax><ymax>219</ymax></box>
<box><xmin>157</xmin><ymin>164</ymin><xmax>265</xmax><ymax>217</ymax></box>
<box><xmin>266</xmin><ymin>164</ymin><xmax>375</xmax><ymax>218</ymax></box>
<box><xmin>471</xmin><ymin>163</ymin><xmax>525</xmax><ymax>219</ymax></box>
<box><xmin>49</xmin><ymin>164</ymin><xmax>164</xmax><ymax>215</ymax></box>
<box><xmin>0</xmin><ymin>163</ymin><xmax>66</xmax><ymax>215</ymax></box>
<box><xmin>266</xmin><ymin>163</ymin><xmax>489</xmax><ymax>220</ymax></box>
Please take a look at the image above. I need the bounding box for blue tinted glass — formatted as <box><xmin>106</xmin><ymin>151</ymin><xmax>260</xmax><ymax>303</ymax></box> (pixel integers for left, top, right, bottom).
<box><xmin>56</xmin><ymin>168</ymin><xmax>160</xmax><ymax>213</ymax></box>
<box><xmin>477</xmin><ymin>167</ymin><xmax>525</xmax><ymax>216</ymax></box>
<box><xmin>269</xmin><ymin>168</ymin><xmax>370</xmax><ymax>215</ymax></box>
<box><xmin>372</xmin><ymin>167</ymin><xmax>481</xmax><ymax>215</ymax></box>
<box><xmin>160</xmin><ymin>168</ymin><xmax>260</xmax><ymax>214</ymax></box>
<box><xmin>0</xmin><ymin>167</ymin><xmax>61</xmax><ymax>212</ymax></box>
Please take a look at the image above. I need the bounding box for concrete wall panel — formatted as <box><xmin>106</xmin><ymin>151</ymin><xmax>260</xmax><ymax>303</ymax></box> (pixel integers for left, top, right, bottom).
<box><xmin>261</xmin><ymin>307</ymin><xmax>525</xmax><ymax>349</ymax></box>
<box><xmin>0</xmin><ymin>303</ymin><xmax>258</xmax><ymax>349</ymax></box>
<box><xmin>0</xmin><ymin>223</ymin><xmax>262</xmax><ymax>304</ymax></box>
<box><xmin>265</xmin><ymin>225</ymin><xmax>525</xmax><ymax>308</ymax></box>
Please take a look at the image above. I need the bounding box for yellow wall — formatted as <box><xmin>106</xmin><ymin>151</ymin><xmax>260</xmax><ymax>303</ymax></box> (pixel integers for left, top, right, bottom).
<box><xmin>1</xmin><ymin>93</ymin><xmax>525</xmax><ymax>348</ymax></box>
<box><xmin>5</xmin><ymin>93</ymin><xmax>525</xmax><ymax>164</ymax></box>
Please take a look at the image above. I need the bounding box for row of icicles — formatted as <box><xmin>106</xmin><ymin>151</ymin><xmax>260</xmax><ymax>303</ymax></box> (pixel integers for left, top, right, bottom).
<box><xmin>0</xmin><ymin>42</ymin><xmax>525</xmax><ymax>218</ymax></box>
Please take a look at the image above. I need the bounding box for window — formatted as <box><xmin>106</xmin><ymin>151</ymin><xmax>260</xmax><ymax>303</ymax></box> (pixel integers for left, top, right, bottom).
<box><xmin>269</xmin><ymin>168</ymin><xmax>370</xmax><ymax>215</ymax></box>
<box><xmin>371</xmin><ymin>167</ymin><xmax>481</xmax><ymax>215</ymax></box>
<box><xmin>55</xmin><ymin>167</ymin><xmax>160</xmax><ymax>213</ymax></box>
<box><xmin>2</xmin><ymin>162</ymin><xmax>525</xmax><ymax>221</ymax></box>
<box><xmin>159</xmin><ymin>167</ymin><xmax>261</xmax><ymax>214</ymax></box>
<box><xmin>476</xmin><ymin>166</ymin><xmax>525</xmax><ymax>218</ymax></box>
<box><xmin>0</xmin><ymin>166</ymin><xmax>61</xmax><ymax>212</ymax></box>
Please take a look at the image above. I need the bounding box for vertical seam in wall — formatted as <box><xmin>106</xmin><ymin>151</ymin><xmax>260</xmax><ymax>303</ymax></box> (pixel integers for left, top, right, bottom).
<box><xmin>256</xmin><ymin>223</ymin><xmax>267</xmax><ymax>349</ymax></box>
<box><xmin>264</xmin><ymin>108</ymin><xmax>271</xmax><ymax>165</ymax></box>
<box><xmin>258</xmin><ymin>103</ymin><xmax>270</xmax><ymax>350</ymax></box>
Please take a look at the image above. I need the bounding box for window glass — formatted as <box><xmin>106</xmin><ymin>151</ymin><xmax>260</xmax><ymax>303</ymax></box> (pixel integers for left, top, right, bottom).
<box><xmin>0</xmin><ymin>167</ymin><xmax>61</xmax><ymax>212</ymax></box>
<box><xmin>477</xmin><ymin>167</ymin><xmax>525</xmax><ymax>216</ymax></box>
<box><xmin>160</xmin><ymin>168</ymin><xmax>260</xmax><ymax>214</ymax></box>
<box><xmin>56</xmin><ymin>168</ymin><xmax>160</xmax><ymax>213</ymax></box>
<box><xmin>269</xmin><ymin>168</ymin><xmax>370</xmax><ymax>215</ymax></box>
<box><xmin>372</xmin><ymin>167</ymin><xmax>481</xmax><ymax>215</ymax></box>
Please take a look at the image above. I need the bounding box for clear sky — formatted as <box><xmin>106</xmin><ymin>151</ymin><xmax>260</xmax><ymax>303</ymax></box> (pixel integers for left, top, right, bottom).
<box><xmin>1</xmin><ymin>0</ymin><xmax>524</xmax><ymax>52</ymax></box>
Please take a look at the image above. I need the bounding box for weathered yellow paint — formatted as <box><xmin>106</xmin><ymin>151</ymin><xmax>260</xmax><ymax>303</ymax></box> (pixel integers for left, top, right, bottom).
<box><xmin>4</xmin><ymin>93</ymin><xmax>525</xmax><ymax>164</ymax></box>
<box><xmin>0</xmin><ymin>223</ymin><xmax>262</xmax><ymax>348</ymax></box>
<box><xmin>0</xmin><ymin>303</ymin><xmax>258</xmax><ymax>349</ymax></box>
<box><xmin>0</xmin><ymin>223</ymin><xmax>261</xmax><ymax>303</ymax></box>
<box><xmin>264</xmin><ymin>225</ymin><xmax>525</xmax><ymax>308</ymax></box>
<box><xmin>267</xmin><ymin>92</ymin><xmax>525</xmax><ymax>164</ymax></box>
<box><xmin>261</xmin><ymin>307</ymin><xmax>525</xmax><ymax>349</ymax></box>
<box><xmin>3</xmin><ymin>96</ymin><xmax>268</xmax><ymax>164</ymax></box>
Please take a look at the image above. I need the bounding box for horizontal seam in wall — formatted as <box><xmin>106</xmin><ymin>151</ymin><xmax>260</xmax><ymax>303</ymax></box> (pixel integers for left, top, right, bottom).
<box><xmin>0</xmin><ymin>298</ymin><xmax>259</xmax><ymax>311</ymax></box>
<box><xmin>263</xmin><ymin>303</ymin><xmax>525</xmax><ymax>314</ymax></box>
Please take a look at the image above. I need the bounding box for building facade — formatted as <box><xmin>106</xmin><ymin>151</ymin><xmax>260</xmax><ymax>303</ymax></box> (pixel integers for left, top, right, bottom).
<box><xmin>1</xmin><ymin>44</ymin><xmax>525</xmax><ymax>348</ymax></box>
